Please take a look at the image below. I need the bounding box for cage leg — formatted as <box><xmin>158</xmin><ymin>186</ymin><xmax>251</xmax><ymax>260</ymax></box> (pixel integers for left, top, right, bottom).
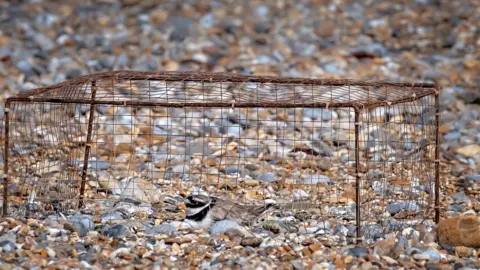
<box><xmin>434</xmin><ymin>91</ymin><xmax>441</xmax><ymax>223</ymax></box>
<box><xmin>79</xmin><ymin>81</ymin><xmax>97</xmax><ymax>209</ymax></box>
<box><xmin>354</xmin><ymin>107</ymin><xmax>362</xmax><ymax>244</ymax></box>
<box><xmin>2</xmin><ymin>102</ymin><xmax>10</xmax><ymax>217</ymax></box>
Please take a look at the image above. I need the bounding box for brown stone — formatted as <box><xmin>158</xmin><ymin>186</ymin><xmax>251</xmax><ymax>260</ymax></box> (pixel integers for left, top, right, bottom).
<box><xmin>455</xmin><ymin>246</ymin><xmax>475</xmax><ymax>257</ymax></box>
<box><xmin>115</xmin><ymin>143</ymin><xmax>133</xmax><ymax>154</ymax></box>
<box><xmin>437</xmin><ymin>215</ymin><xmax>480</xmax><ymax>248</ymax></box>
<box><xmin>22</xmin><ymin>243</ymin><xmax>32</xmax><ymax>250</ymax></box>
<box><xmin>333</xmin><ymin>255</ymin><xmax>346</xmax><ymax>268</ymax></box>
<box><xmin>241</xmin><ymin>237</ymin><xmax>262</xmax><ymax>247</ymax></box>
<box><xmin>4</xmin><ymin>253</ymin><xmax>16</xmax><ymax>263</ymax></box>
<box><xmin>425</xmin><ymin>263</ymin><xmax>453</xmax><ymax>270</ymax></box>
<box><xmin>309</xmin><ymin>243</ymin><xmax>322</xmax><ymax>252</ymax></box>
<box><xmin>455</xmin><ymin>145</ymin><xmax>480</xmax><ymax>158</ymax></box>
<box><xmin>302</xmin><ymin>248</ymin><xmax>312</xmax><ymax>256</ymax></box>
<box><xmin>32</xmin><ymin>248</ymin><xmax>48</xmax><ymax>257</ymax></box>
<box><xmin>63</xmin><ymin>222</ymin><xmax>78</xmax><ymax>234</ymax></box>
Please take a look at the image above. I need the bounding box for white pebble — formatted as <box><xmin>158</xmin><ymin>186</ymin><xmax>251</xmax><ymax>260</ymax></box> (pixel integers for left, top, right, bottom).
<box><xmin>110</xmin><ymin>247</ymin><xmax>131</xmax><ymax>259</ymax></box>
<box><xmin>46</xmin><ymin>247</ymin><xmax>56</xmax><ymax>258</ymax></box>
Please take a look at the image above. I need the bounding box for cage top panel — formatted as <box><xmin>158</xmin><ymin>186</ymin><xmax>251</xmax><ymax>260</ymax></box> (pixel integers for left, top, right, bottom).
<box><xmin>9</xmin><ymin>71</ymin><xmax>438</xmax><ymax>108</ymax></box>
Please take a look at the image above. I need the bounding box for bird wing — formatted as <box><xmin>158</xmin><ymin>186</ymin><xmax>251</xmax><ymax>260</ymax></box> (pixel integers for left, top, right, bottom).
<box><xmin>210</xmin><ymin>197</ymin><xmax>272</xmax><ymax>224</ymax></box>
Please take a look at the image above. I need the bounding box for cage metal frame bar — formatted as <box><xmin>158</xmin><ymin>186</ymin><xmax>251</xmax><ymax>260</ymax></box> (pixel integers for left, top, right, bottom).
<box><xmin>78</xmin><ymin>81</ymin><xmax>97</xmax><ymax>208</ymax></box>
<box><xmin>1</xmin><ymin>72</ymin><xmax>442</xmax><ymax>242</ymax></box>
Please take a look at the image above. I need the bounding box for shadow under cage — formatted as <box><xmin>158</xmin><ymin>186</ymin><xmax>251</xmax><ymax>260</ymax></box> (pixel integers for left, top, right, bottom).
<box><xmin>2</xmin><ymin>71</ymin><xmax>441</xmax><ymax>242</ymax></box>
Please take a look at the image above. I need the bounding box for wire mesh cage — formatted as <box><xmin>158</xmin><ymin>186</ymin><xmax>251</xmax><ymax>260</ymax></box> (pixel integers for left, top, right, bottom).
<box><xmin>2</xmin><ymin>71</ymin><xmax>441</xmax><ymax>241</ymax></box>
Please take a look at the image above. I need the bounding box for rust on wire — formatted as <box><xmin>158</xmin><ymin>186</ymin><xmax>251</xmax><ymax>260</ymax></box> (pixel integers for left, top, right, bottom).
<box><xmin>79</xmin><ymin>81</ymin><xmax>97</xmax><ymax>208</ymax></box>
<box><xmin>1</xmin><ymin>70</ymin><xmax>441</xmax><ymax>240</ymax></box>
<box><xmin>434</xmin><ymin>89</ymin><xmax>441</xmax><ymax>223</ymax></box>
<box><xmin>2</xmin><ymin>101</ymin><xmax>10</xmax><ymax>217</ymax></box>
<box><xmin>354</xmin><ymin>106</ymin><xmax>362</xmax><ymax>243</ymax></box>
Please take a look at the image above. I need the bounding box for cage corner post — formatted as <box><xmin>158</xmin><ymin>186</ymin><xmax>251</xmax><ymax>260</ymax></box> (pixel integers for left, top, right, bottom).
<box><xmin>2</xmin><ymin>101</ymin><xmax>10</xmax><ymax>217</ymax></box>
<box><xmin>79</xmin><ymin>81</ymin><xmax>97</xmax><ymax>209</ymax></box>
<box><xmin>434</xmin><ymin>88</ymin><xmax>441</xmax><ymax>224</ymax></box>
<box><xmin>354</xmin><ymin>105</ymin><xmax>362</xmax><ymax>244</ymax></box>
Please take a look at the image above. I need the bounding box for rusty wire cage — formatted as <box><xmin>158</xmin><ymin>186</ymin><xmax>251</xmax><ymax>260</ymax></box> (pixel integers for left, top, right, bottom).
<box><xmin>2</xmin><ymin>71</ymin><xmax>440</xmax><ymax>241</ymax></box>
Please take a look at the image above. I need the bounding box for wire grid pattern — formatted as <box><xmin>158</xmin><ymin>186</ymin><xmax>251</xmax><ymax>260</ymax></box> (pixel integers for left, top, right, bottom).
<box><xmin>11</xmin><ymin>71</ymin><xmax>436</xmax><ymax>108</ymax></box>
<box><xmin>2</xmin><ymin>71</ymin><xmax>440</xmax><ymax>240</ymax></box>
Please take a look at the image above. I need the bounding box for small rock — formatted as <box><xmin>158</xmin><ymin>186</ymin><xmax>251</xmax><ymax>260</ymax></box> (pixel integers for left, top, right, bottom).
<box><xmin>46</xmin><ymin>247</ymin><xmax>56</xmax><ymax>258</ymax></box>
<box><xmin>152</xmin><ymin>223</ymin><xmax>178</xmax><ymax>235</ymax></box>
<box><xmin>257</xmin><ymin>172</ymin><xmax>276</xmax><ymax>182</ymax></box>
<box><xmin>16</xmin><ymin>60</ymin><xmax>34</xmax><ymax>75</ymax></box>
<box><xmin>334</xmin><ymin>225</ymin><xmax>349</xmax><ymax>237</ymax></box>
<box><xmin>102</xmin><ymin>224</ymin><xmax>130</xmax><ymax>238</ymax></box>
<box><xmin>210</xmin><ymin>220</ymin><xmax>240</xmax><ymax>235</ymax></box>
<box><xmin>303</xmin><ymin>108</ymin><xmax>336</xmax><ymax>121</ymax></box>
<box><xmin>437</xmin><ymin>215</ymin><xmax>480</xmax><ymax>248</ymax></box>
<box><xmin>110</xmin><ymin>247</ymin><xmax>132</xmax><ymax>259</ymax></box>
<box><xmin>345</xmin><ymin>246</ymin><xmax>369</xmax><ymax>257</ymax></box>
<box><xmin>293</xmin><ymin>189</ymin><xmax>309</xmax><ymax>200</ymax></box>
<box><xmin>241</xmin><ymin>237</ymin><xmax>262</xmax><ymax>247</ymax></box>
<box><xmin>302</xmin><ymin>174</ymin><xmax>331</xmax><ymax>185</ymax></box>
<box><xmin>455</xmin><ymin>246</ymin><xmax>475</xmax><ymax>257</ymax></box>
<box><xmin>291</xmin><ymin>260</ymin><xmax>305</xmax><ymax>270</ymax></box>
<box><xmin>455</xmin><ymin>145</ymin><xmax>480</xmax><ymax>158</ymax></box>
<box><xmin>0</xmin><ymin>240</ymin><xmax>16</xmax><ymax>253</ymax></box>
<box><xmin>466</xmin><ymin>174</ymin><xmax>480</xmax><ymax>182</ymax></box>
<box><xmin>66</xmin><ymin>214</ymin><xmax>95</xmax><ymax>237</ymax></box>
<box><xmin>260</xmin><ymin>237</ymin><xmax>284</xmax><ymax>248</ymax></box>
<box><xmin>443</xmin><ymin>132</ymin><xmax>461</xmax><ymax>140</ymax></box>
<box><xmin>386</xmin><ymin>202</ymin><xmax>420</xmax><ymax>215</ymax></box>
<box><xmin>100</xmin><ymin>212</ymin><xmax>124</xmax><ymax>223</ymax></box>
<box><xmin>224</xmin><ymin>166</ymin><xmax>241</xmax><ymax>175</ymax></box>
<box><xmin>382</xmin><ymin>256</ymin><xmax>398</xmax><ymax>265</ymax></box>
<box><xmin>316</xmin><ymin>157</ymin><xmax>333</xmax><ymax>171</ymax></box>
<box><xmin>413</xmin><ymin>249</ymin><xmax>441</xmax><ymax>262</ymax></box>
<box><xmin>172</xmin><ymin>165</ymin><xmax>190</xmax><ymax>174</ymax></box>
<box><xmin>351</xmin><ymin>43</ymin><xmax>387</xmax><ymax>58</ymax></box>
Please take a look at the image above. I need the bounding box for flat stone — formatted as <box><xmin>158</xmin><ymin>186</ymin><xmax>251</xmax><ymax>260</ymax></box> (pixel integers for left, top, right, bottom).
<box><xmin>303</xmin><ymin>108</ymin><xmax>337</xmax><ymax>121</ymax></box>
<box><xmin>100</xmin><ymin>212</ymin><xmax>124</xmax><ymax>223</ymax></box>
<box><xmin>241</xmin><ymin>237</ymin><xmax>263</xmax><ymax>247</ymax></box>
<box><xmin>151</xmin><ymin>223</ymin><xmax>178</xmax><ymax>235</ymax></box>
<box><xmin>302</xmin><ymin>174</ymin><xmax>331</xmax><ymax>185</ymax></box>
<box><xmin>386</xmin><ymin>202</ymin><xmax>420</xmax><ymax>215</ymax></box>
<box><xmin>210</xmin><ymin>220</ymin><xmax>240</xmax><ymax>235</ymax></box>
<box><xmin>466</xmin><ymin>174</ymin><xmax>480</xmax><ymax>181</ymax></box>
<box><xmin>102</xmin><ymin>224</ymin><xmax>130</xmax><ymax>238</ymax></box>
<box><xmin>345</xmin><ymin>246</ymin><xmax>369</xmax><ymax>257</ymax></box>
<box><xmin>257</xmin><ymin>172</ymin><xmax>276</xmax><ymax>182</ymax></box>
<box><xmin>66</xmin><ymin>215</ymin><xmax>95</xmax><ymax>237</ymax></box>
<box><xmin>455</xmin><ymin>145</ymin><xmax>480</xmax><ymax>158</ymax></box>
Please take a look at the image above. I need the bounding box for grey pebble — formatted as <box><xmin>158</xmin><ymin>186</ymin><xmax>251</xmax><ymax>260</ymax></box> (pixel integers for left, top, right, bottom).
<box><xmin>152</xmin><ymin>223</ymin><xmax>178</xmax><ymax>235</ymax></box>
<box><xmin>303</xmin><ymin>108</ymin><xmax>336</xmax><ymax>121</ymax></box>
<box><xmin>67</xmin><ymin>214</ymin><xmax>95</xmax><ymax>237</ymax></box>
<box><xmin>257</xmin><ymin>172</ymin><xmax>276</xmax><ymax>182</ymax></box>
<box><xmin>413</xmin><ymin>249</ymin><xmax>441</xmax><ymax>262</ymax></box>
<box><xmin>102</xmin><ymin>224</ymin><xmax>130</xmax><ymax>238</ymax></box>
<box><xmin>291</xmin><ymin>260</ymin><xmax>305</xmax><ymax>270</ymax></box>
<box><xmin>210</xmin><ymin>220</ymin><xmax>241</xmax><ymax>235</ymax></box>
<box><xmin>0</xmin><ymin>240</ymin><xmax>16</xmax><ymax>253</ymax></box>
<box><xmin>386</xmin><ymin>202</ymin><xmax>420</xmax><ymax>215</ymax></box>
<box><xmin>466</xmin><ymin>174</ymin><xmax>480</xmax><ymax>181</ymax></box>
<box><xmin>17</xmin><ymin>60</ymin><xmax>34</xmax><ymax>74</ymax></box>
<box><xmin>302</xmin><ymin>174</ymin><xmax>331</xmax><ymax>184</ymax></box>
<box><xmin>345</xmin><ymin>246</ymin><xmax>369</xmax><ymax>257</ymax></box>
<box><xmin>352</xmin><ymin>43</ymin><xmax>387</xmax><ymax>58</ymax></box>
<box><xmin>100</xmin><ymin>212</ymin><xmax>124</xmax><ymax>223</ymax></box>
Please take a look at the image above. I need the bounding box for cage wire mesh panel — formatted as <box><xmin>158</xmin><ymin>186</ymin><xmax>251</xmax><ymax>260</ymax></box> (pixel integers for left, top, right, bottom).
<box><xmin>3</xmin><ymin>71</ymin><xmax>440</xmax><ymax>241</ymax></box>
